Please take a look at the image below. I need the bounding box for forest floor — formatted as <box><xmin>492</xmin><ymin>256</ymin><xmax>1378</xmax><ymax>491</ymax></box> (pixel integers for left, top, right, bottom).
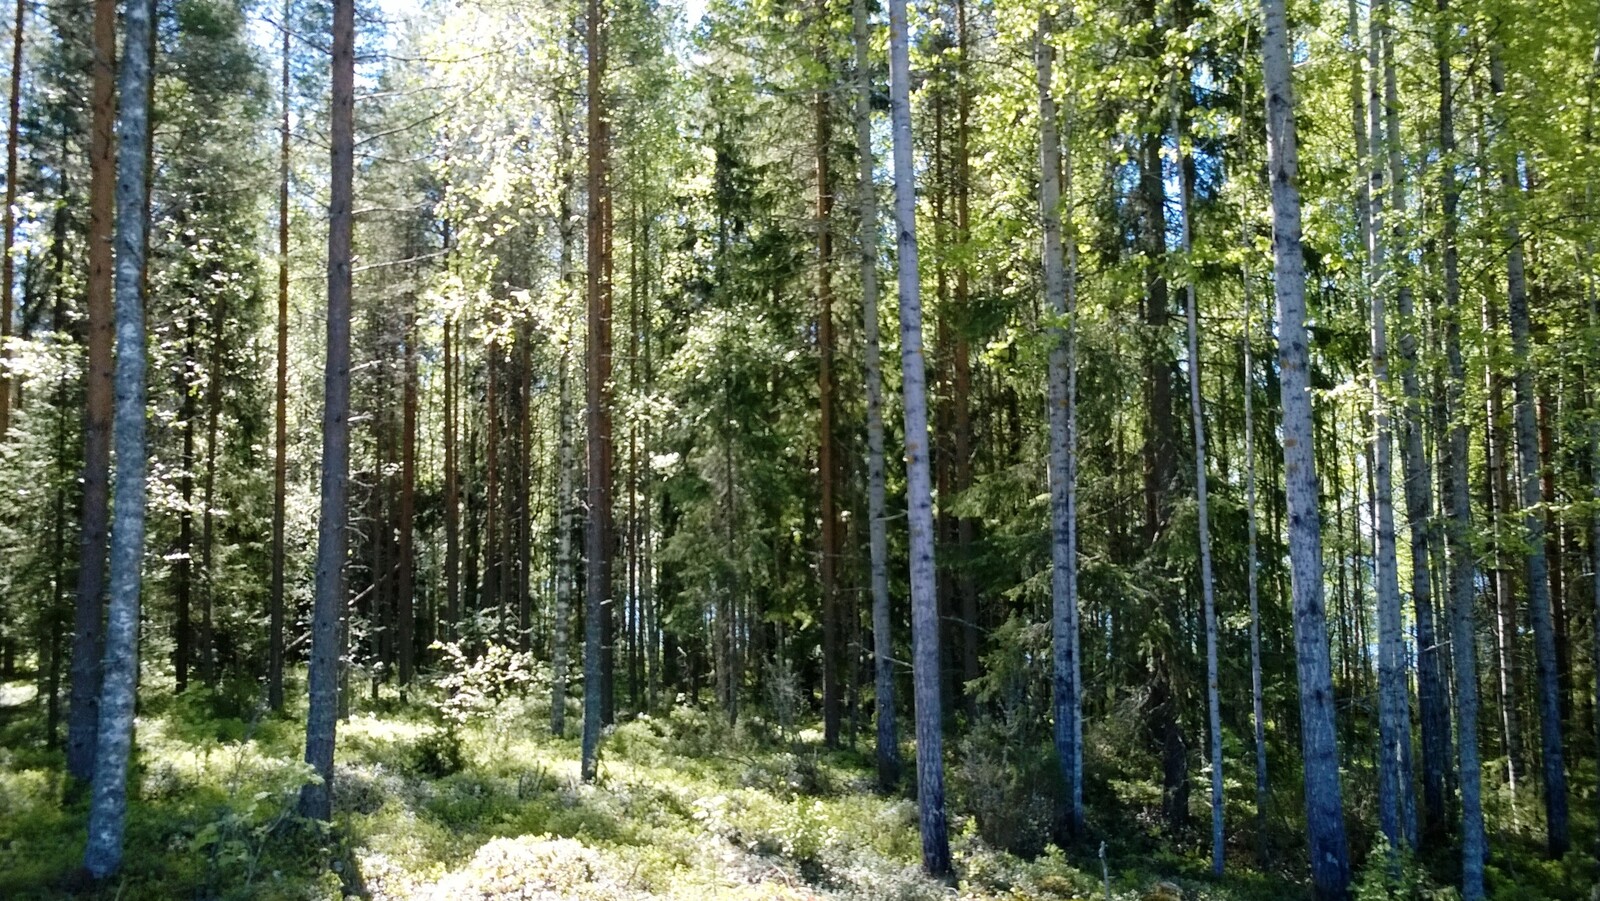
<box><xmin>0</xmin><ymin>672</ymin><xmax>1592</xmax><ymax>901</ymax></box>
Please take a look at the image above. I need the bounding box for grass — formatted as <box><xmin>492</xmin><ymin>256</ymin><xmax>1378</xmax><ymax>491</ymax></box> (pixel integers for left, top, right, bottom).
<box><xmin>0</xmin><ymin>670</ymin><xmax>1592</xmax><ymax>900</ymax></box>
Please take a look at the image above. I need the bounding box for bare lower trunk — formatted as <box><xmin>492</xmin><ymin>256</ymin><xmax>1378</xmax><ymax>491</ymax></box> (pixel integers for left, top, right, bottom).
<box><xmin>1436</xmin><ymin>10</ymin><xmax>1482</xmax><ymax>891</ymax></box>
<box><xmin>1365</xmin><ymin>0</ymin><xmax>1416</xmax><ymax>848</ymax></box>
<box><xmin>581</xmin><ymin>0</ymin><xmax>611</xmax><ymax>784</ymax></box>
<box><xmin>889</xmin><ymin>0</ymin><xmax>949</xmax><ymax>873</ymax></box>
<box><xmin>67</xmin><ymin>0</ymin><xmax>119</xmax><ymax>778</ymax></box>
<box><xmin>1490</xmin><ymin>44</ymin><xmax>1569</xmax><ymax>858</ymax></box>
<box><xmin>1038</xmin><ymin>13</ymin><xmax>1081</xmax><ymax>844</ymax></box>
<box><xmin>854</xmin><ymin>0</ymin><xmax>897</xmax><ymax>792</ymax></box>
<box><xmin>298</xmin><ymin>0</ymin><xmax>355</xmax><ymax>822</ymax></box>
<box><xmin>1172</xmin><ymin>94</ymin><xmax>1224</xmax><ymax>875</ymax></box>
<box><xmin>82</xmin><ymin>0</ymin><xmax>154</xmax><ymax>873</ymax></box>
<box><xmin>1259</xmin><ymin>0</ymin><xmax>1351</xmax><ymax>894</ymax></box>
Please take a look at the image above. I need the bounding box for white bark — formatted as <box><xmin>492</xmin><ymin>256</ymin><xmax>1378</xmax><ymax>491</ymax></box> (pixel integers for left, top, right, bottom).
<box><xmin>1171</xmin><ymin>93</ymin><xmax>1224</xmax><ymax>876</ymax></box>
<box><xmin>1038</xmin><ymin>10</ymin><xmax>1081</xmax><ymax>842</ymax></box>
<box><xmin>1259</xmin><ymin>0</ymin><xmax>1351</xmax><ymax>894</ymax></box>
<box><xmin>854</xmin><ymin>0</ymin><xmax>899</xmax><ymax>792</ymax></box>
<box><xmin>83</xmin><ymin>0</ymin><xmax>155</xmax><ymax>875</ymax></box>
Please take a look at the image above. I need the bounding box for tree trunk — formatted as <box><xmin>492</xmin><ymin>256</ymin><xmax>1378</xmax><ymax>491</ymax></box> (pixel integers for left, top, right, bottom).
<box><xmin>1038</xmin><ymin>12</ymin><xmax>1082</xmax><ymax>844</ymax></box>
<box><xmin>1259</xmin><ymin>1</ymin><xmax>1351</xmax><ymax>895</ymax></box>
<box><xmin>1172</xmin><ymin>92</ymin><xmax>1224</xmax><ymax>876</ymax></box>
<box><xmin>67</xmin><ymin>0</ymin><xmax>119</xmax><ymax>778</ymax></box>
<box><xmin>888</xmin><ymin>0</ymin><xmax>949</xmax><ymax>874</ymax></box>
<box><xmin>816</xmin><ymin>9</ymin><xmax>841</xmax><ymax>746</ymax></box>
<box><xmin>398</xmin><ymin>301</ymin><xmax>418</xmax><ymax>685</ymax></box>
<box><xmin>0</xmin><ymin>0</ymin><xmax>23</xmax><ymax>438</ymax></box>
<box><xmin>269</xmin><ymin>0</ymin><xmax>290</xmax><ymax>710</ymax></box>
<box><xmin>1435</xmin><ymin>7</ymin><xmax>1483</xmax><ymax>893</ymax></box>
<box><xmin>853</xmin><ymin>0</ymin><xmax>898</xmax><ymax>792</ymax></box>
<box><xmin>298</xmin><ymin>0</ymin><xmax>354</xmax><ymax>822</ymax></box>
<box><xmin>1384</xmin><ymin>0</ymin><xmax>1450</xmax><ymax>839</ymax></box>
<box><xmin>581</xmin><ymin>0</ymin><xmax>611</xmax><ymax>784</ymax></box>
<box><xmin>1490</xmin><ymin>44</ymin><xmax>1569</xmax><ymax>858</ymax></box>
<box><xmin>175</xmin><ymin>316</ymin><xmax>197</xmax><ymax>692</ymax></box>
<box><xmin>82</xmin><ymin>0</ymin><xmax>154</xmax><ymax>872</ymax></box>
<box><xmin>445</xmin><ymin>316</ymin><xmax>460</xmax><ymax>641</ymax></box>
<box><xmin>952</xmin><ymin>0</ymin><xmax>977</xmax><ymax>715</ymax></box>
<box><xmin>1365</xmin><ymin>0</ymin><xmax>1417</xmax><ymax>849</ymax></box>
<box><xmin>553</xmin><ymin>349</ymin><xmax>575</xmax><ymax>736</ymax></box>
<box><xmin>199</xmin><ymin>293</ymin><xmax>224</xmax><ymax>686</ymax></box>
<box><xmin>1242</xmin><ymin>256</ymin><xmax>1270</xmax><ymax>850</ymax></box>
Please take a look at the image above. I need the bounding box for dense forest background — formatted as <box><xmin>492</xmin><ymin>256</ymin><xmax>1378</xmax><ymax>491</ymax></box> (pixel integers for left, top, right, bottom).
<box><xmin>2</xmin><ymin>0</ymin><xmax>1600</xmax><ymax>897</ymax></box>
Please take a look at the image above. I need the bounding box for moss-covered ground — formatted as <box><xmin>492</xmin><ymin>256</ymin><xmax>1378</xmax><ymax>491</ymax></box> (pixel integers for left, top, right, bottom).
<box><xmin>0</xmin><ymin>673</ymin><xmax>1594</xmax><ymax>900</ymax></box>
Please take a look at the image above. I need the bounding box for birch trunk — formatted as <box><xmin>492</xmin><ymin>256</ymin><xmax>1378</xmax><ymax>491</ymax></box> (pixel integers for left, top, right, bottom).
<box><xmin>1383</xmin><ymin>0</ymin><xmax>1450</xmax><ymax>838</ymax></box>
<box><xmin>889</xmin><ymin>0</ymin><xmax>949</xmax><ymax>872</ymax></box>
<box><xmin>1259</xmin><ymin>0</ymin><xmax>1351</xmax><ymax>894</ymax></box>
<box><xmin>1489</xmin><ymin>44</ymin><xmax>1569</xmax><ymax>858</ymax></box>
<box><xmin>854</xmin><ymin>0</ymin><xmax>899</xmax><ymax>793</ymax></box>
<box><xmin>1366</xmin><ymin>0</ymin><xmax>1417</xmax><ymax>850</ymax></box>
<box><xmin>1435</xmin><ymin>6</ymin><xmax>1482</xmax><ymax>891</ymax></box>
<box><xmin>1038</xmin><ymin>11</ymin><xmax>1082</xmax><ymax>844</ymax></box>
<box><xmin>1172</xmin><ymin>93</ymin><xmax>1224</xmax><ymax>876</ymax></box>
<box><xmin>0</xmin><ymin>0</ymin><xmax>22</xmax><ymax>437</ymax></box>
<box><xmin>83</xmin><ymin>0</ymin><xmax>154</xmax><ymax>871</ymax></box>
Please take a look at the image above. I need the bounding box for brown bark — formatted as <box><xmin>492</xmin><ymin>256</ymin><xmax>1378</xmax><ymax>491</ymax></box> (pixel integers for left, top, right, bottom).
<box><xmin>0</xmin><ymin>0</ymin><xmax>24</xmax><ymax>438</ymax></box>
<box><xmin>66</xmin><ymin>0</ymin><xmax>119</xmax><ymax>777</ymax></box>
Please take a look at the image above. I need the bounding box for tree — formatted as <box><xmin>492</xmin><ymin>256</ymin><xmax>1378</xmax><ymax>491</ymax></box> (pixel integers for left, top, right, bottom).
<box><xmin>66</xmin><ymin>0</ymin><xmax>118</xmax><ymax>780</ymax></box>
<box><xmin>581</xmin><ymin>0</ymin><xmax>612</xmax><ymax>785</ymax></box>
<box><xmin>1435</xmin><ymin>3</ymin><xmax>1482</xmax><ymax>894</ymax></box>
<box><xmin>268</xmin><ymin>0</ymin><xmax>291</xmax><ymax>712</ymax></box>
<box><xmin>888</xmin><ymin>0</ymin><xmax>948</xmax><ymax>875</ymax></box>
<box><xmin>0</xmin><ymin>0</ymin><xmax>23</xmax><ymax>440</ymax></box>
<box><xmin>1171</xmin><ymin>89</ymin><xmax>1223</xmax><ymax>876</ymax></box>
<box><xmin>1258</xmin><ymin>0</ymin><xmax>1350</xmax><ymax>895</ymax></box>
<box><xmin>852</xmin><ymin>0</ymin><xmax>897</xmax><ymax>793</ymax></box>
<box><xmin>1037</xmin><ymin>7</ymin><xmax>1080</xmax><ymax>845</ymax></box>
<box><xmin>81</xmin><ymin>0</ymin><xmax>154</xmax><ymax>873</ymax></box>
<box><xmin>1488</xmin><ymin>40</ymin><xmax>1568</xmax><ymax>860</ymax></box>
<box><xmin>1363</xmin><ymin>0</ymin><xmax>1416</xmax><ymax>850</ymax></box>
<box><xmin>299</xmin><ymin>0</ymin><xmax>355</xmax><ymax>822</ymax></box>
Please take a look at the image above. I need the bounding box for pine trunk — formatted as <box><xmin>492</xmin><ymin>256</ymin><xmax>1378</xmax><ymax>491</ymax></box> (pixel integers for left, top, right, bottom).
<box><xmin>581</xmin><ymin>0</ymin><xmax>611</xmax><ymax>783</ymax></box>
<box><xmin>67</xmin><ymin>0</ymin><xmax>119</xmax><ymax>778</ymax></box>
<box><xmin>269</xmin><ymin>0</ymin><xmax>290</xmax><ymax>710</ymax></box>
<box><xmin>298</xmin><ymin>0</ymin><xmax>355</xmax><ymax>822</ymax></box>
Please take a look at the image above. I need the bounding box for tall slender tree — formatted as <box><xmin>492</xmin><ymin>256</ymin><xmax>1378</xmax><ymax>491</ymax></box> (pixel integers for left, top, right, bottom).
<box><xmin>299</xmin><ymin>0</ymin><xmax>355</xmax><ymax>822</ymax></box>
<box><xmin>1489</xmin><ymin>43</ymin><xmax>1568</xmax><ymax>858</ymax></box>
<box><xmin>82</xmin><ymin>0</ymin><xmax>154</xmax><ymax>873</ymax></box>
<box><xmin>1038</xmin><ymin>8</ymin><xmax>1081</xmax><ymax>845</ymax></box>
<box><xmin>1364</xmin><ymin>0</ymin><xmax>1416</xmax><ymax>850</ymax></box>
<box><xmin>66</xmin><ymin>0</ymin><xmax>119</xmax><ymax>779</ymax></box>
<box><xmin>268</xmin><ymin>0</ymin><xmax>291</xmax><ymax>711</ymax></box>
<box><xmin>0</xmin><ymin>0</ymin><xmax>23</xmax><ymax>439</ymax></box>
<box><xmin>853</xmin><ymin>0</ymin><xmax>897</xmax><ymax>793</ymax></box>
<box><xmin>581</xmin><ymin>0</ymin><xmax>612</xmax><ymax>784</ymax></box>
<box><xmin>1258</xmin><ymin>0</ymin><xmax>1351</xmax><ymax>894</ymax></box>
<box><xmin>1436</xmin><ymin>3</ymin><xmax>1482</xmax><ymax>894</ymax></box>
<box><xmin>888</xmin><ymin>0</ymin><xmax>948</xmax><ymax>874</ymax></box>
<box><xmin>1172</xmin><ymin>91</ymin><xmax>1224</xmax><ymax>876</ymax></box>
